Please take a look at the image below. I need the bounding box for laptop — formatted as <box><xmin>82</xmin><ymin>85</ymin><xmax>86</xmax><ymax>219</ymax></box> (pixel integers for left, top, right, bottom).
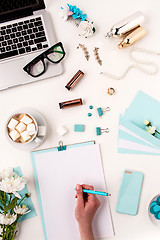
<box><xmin>0</xmin><ymin>0</ymin><xmax>63</xmax><ymax>91</ymax></box>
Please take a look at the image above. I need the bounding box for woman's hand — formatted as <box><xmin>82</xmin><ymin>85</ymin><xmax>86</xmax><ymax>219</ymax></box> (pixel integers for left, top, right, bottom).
<box><xmin>75</xmin><ymin>184</ymin><xmax>101</xmax><ymax>240</ymax></box>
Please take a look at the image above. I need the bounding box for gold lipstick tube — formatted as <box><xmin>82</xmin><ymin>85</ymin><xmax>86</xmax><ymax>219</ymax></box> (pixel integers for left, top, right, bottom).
<box><xmin>118</xmin><ymin>26</ymin><xmax>146</xmax><ymax>49</ymax></box>
<box><xmin>59</xmin><ymin>98</ymin><xmax>83</xmax><ymax>109</ymax></box>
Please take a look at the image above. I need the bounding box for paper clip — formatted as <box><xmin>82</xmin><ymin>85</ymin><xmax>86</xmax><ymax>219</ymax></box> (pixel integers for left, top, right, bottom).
<box><xmin>96</xmin><ymin>127</ymin><xmax>109</xmax><ymax>135</ymax></box>
<box><xmin>57</xmin><ymin>141</ymin><xmax>67</xmax><ymax>151</ymax></box>
<box><xmin>97</xmin><ymin>107</ymin><xmax>110</xmax><ymax>116</ymax></box>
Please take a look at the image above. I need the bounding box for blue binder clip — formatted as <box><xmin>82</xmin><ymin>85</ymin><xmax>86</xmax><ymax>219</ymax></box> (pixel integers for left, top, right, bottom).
<box><xmin>97</xmin><ymin>107</ymin><xmax>110</xmax><ymax>116</ymax></box>
<box><xmin>57</xmin><ymin>141</ymin><xmax>67</xmax><ymax>151</ymax></box>
<box><xmin>96</xmin><ymin>127</ymin><xmax>109</xmax><ymax>135</ymax></box>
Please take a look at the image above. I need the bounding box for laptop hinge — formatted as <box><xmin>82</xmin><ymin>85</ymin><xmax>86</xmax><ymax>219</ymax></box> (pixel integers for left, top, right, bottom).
<box><xmin>0</xmin><ymin>8</ymin><xmax>33</xmax><ymax>24</ymax></box>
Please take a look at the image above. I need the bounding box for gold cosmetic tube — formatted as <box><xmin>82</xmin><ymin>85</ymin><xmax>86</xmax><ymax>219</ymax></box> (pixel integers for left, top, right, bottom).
<box><xmin>118</xmin><ymin>26</ymin><xmax>146</xmax><ymax>49</ymax></box>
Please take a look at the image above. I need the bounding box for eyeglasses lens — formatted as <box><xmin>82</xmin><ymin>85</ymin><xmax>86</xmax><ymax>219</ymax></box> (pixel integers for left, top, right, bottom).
<box><xmin>29</xmin><ymin>60</ymin><xmax>44</xmax><ymax>77</ymax></box>
<box><xmin>47</xmin><ymin>46</ymin><xmax>64</xmax><ymax>63</ymax></box>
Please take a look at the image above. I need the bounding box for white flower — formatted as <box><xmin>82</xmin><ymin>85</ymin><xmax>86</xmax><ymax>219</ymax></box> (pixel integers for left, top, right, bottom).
<box><xmin>0</xmin><ymin>213</ymin><xmax>17</xmax><ymax>225</ymax></box>
<box><xmin>144</xmin><ymin>120</ymin><xmax>150</xmax><ymax>126</ymax></box>
<box><xmin>146</xmin><ymin>126</ymin><xmax>156</xmax><ymax>135</ymax></box>
<box><xmin>14</xmin><ymin>205</ymin><xmax>31</xmax><ymax>215</ymax></box>
<box><xmin>0</xmin><ymin>175</ymin><xmax>27</xmax><ymax>199</ymax></box>
<box><xmin>78</xmin><ymin>21</ymin><xmax>95</xmax><ymax>38</ymax></box>
<box><xmin>0</xmin><ymin>168</ymin><xmax>14</xmax><ymax>181</ymax></box>
<box><xmin>59</xmin><ymin>5</ymin><xmax>73</xmax><ymax>21</ymax></box>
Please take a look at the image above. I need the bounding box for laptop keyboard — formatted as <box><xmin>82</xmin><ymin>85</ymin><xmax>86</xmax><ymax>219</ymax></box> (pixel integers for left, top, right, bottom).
<box><xmin>0</xmin><ymin>16</ymin><xmax>49</xmax><ymax>60</ymax></box>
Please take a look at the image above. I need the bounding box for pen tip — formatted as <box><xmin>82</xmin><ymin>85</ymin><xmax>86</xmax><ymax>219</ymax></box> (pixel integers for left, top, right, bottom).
<box><xmin>108</xmin><ymin>193</ymin><xmax>111</xmax><ymax>196</ymax></box>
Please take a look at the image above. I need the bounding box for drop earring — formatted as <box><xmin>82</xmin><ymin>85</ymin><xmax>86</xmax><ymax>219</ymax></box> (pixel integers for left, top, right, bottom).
<box><xmin>77</xmin><ymin>44</ymin><xmax>90</xmax><ymax>61</ymax></box>
<box><xmin>93</xmin><ymin>47</ymin><xmax>102</xmax><ymax>66</ymax></box>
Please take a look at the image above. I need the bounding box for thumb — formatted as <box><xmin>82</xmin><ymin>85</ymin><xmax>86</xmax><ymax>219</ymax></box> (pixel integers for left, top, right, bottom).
<box><xmin>76</xmin><ymin>184</ymin><xmax>84</xmax><ymax>208</ymax></box>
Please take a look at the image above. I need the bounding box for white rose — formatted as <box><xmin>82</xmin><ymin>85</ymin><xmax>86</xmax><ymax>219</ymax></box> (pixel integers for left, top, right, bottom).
<box><xmin>14</xmin><ymin>205</ymin><xmax>30</xmax><ymax>215</ymax></box>
<box><xmin>78</xmin><ymin>21</ymin><xmax>94</xmax><ymax>38</ymax></box>
<box><xmin>0</xmin><ymin>213</ymin><xmax>17</xmax><ymax>225</ymax></box>
<box><xmin>146</xmin><ymin>126</ymin><xmax>156</xmax><ymax>135</ymax></box>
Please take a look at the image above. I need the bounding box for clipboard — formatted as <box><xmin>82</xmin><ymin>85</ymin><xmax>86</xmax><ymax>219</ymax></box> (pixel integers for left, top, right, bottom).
<box><xmin>30</xmin><ymin>140</ymin><xmax>114</xmax><ymax>240</ymax></box>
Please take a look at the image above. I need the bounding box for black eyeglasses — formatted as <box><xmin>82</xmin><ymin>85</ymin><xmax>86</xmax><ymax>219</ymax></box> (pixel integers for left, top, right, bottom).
<box><xmin>23</xmin><ymin>42</ymin><xmax>65</xmax><ymax>77</ymax></box>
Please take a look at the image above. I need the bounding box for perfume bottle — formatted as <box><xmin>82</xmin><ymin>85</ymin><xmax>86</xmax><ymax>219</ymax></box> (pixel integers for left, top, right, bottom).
<box><xmin>118</xmin><ymin>26</ymin><xmax>146</xmax><ymax>49</ymax></box>
<box><xmin>106</xmin><ymin>11</ymin><xmax>145</xmax><ymax>38</ymax></box>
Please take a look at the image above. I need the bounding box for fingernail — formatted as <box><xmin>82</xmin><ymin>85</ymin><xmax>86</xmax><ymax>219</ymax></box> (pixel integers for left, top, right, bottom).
<box><xmin>76</xmin><ymin>184</ymin><xmax>81</xmax><ymax>190</ymax></box>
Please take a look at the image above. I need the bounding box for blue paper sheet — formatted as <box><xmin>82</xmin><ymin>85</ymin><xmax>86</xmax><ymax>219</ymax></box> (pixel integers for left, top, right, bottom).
<box><xmin>123</xmin><ymin>91</ymin><xmax>160</xmax><ymax>133</ymax></box>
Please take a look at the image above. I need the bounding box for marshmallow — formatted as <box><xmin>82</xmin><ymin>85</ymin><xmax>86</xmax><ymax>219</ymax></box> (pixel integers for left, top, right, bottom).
<box><xmin>56</xmin><ymin>126</ymin><xmax>67</xmax><ymax>136</ymax></box>
<box><xmin>8</xmin><ymin>118</ymin><xmax>19</xmax><ymax>130</ymax></box>
<box><xmin>21</xmin><ymin>131</ymin><xmax>31</xmax><ymax>142</ymax></box>
<box><xmin>27</xmin><ymin>123</ymin><xmax>36</xmax><ymax>135</ymax></box>
<box><xmin>20</xmin><ymin>115</ymin><xmax>32</xmax><ymax>125</ymax></box>
<box><xmin>16</xmin><ymin>122</ymin><xmax>26</xmax><ymax>133</ymax></box>
<box><xmin>9</xmin><ymin>130</ymin><xmax>20</xmax><ymax>141</ymax></box>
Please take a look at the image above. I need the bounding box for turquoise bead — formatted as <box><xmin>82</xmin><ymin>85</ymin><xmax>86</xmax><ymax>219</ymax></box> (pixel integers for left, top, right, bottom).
<box><xmin>150</xmin><ymin>206</ymin><xmax>156</xmax><ymax>214</ymax></box>
<box><xmin>157</xmin><ymin>196</ymin><xmax>160</xmax><ymax>205</ymax></box>
<box><xmin>89</xmin><ymin>105</ymin><xmax>93</xmax><ymax>109</ymax></box>
<box><xmin>150</xmin><ymin>201</ymin><xmax>157</xmax><ymax>208</ymax></box>
<box><xmin>88</xmin><ymin>113</ymin><xmax>92</xmax><ymax>117</ymax></box>
<box><xmin>153</xmin><ymin>204</ymin><xmax>160</xmax><ymax>213</ymax></box>
<box><xmin>154</xmin><ymin>212</ymin><xmax>160</xmax><ymax>220</ymax></box>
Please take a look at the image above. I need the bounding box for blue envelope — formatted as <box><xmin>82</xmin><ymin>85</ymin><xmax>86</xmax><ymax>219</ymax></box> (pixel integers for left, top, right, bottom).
<box><xmin>118</xmin><ymin>90</ymin><xmax>160</xmax><ymax>154</ymax></box>
<box><xmin>123</xmin><ymin>91</ymin><xmax>160</xmax><ymax>135</ymax></box>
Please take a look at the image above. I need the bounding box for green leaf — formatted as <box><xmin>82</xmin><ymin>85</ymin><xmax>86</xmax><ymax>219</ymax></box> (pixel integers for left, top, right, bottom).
<box><xmin>0</xmin><ymin>205</ymin><xmax>4</xmax><ymax>210</ymax></box>
<box><xmin>5</xmin><ymin>197</ymin><xmax>18</xmax><ymax>212</ymax></box>
<box><xmin>0</xmin><ymin>195</ymin><xmax>6</xmax><ymax>206</ymax></box>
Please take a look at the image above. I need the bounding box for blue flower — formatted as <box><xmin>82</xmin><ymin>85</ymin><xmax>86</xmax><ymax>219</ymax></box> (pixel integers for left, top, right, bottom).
<box><xmin>67</xmin><ymin>4</ymin><xmax>87</xmax><ymax>21</ymax></box>
<box><xmin>81</xmin><ymin>14</ymin><xmax>87</xmax><ymax>21</ymax></box>
<box><xmin>68</xmin><ymin>4</ymin><xmax>77</xmax><ymax>13</ymax></box>
<box><xmin>72</xmin><ymin>14</ymin><xmax>79</xmax><ymax>19</ymax></box>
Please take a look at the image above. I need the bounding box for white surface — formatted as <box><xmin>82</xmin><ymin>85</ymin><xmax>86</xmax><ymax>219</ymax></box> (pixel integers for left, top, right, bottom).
<box><xmin>33</xmin><ymin>144</ymin><xmax>114</xmax><ymax>239</ymax></box>
<box><xmin>0</xmin><ymin>0</ymin><xmax>160</xmax><ymax>239</ymax></box>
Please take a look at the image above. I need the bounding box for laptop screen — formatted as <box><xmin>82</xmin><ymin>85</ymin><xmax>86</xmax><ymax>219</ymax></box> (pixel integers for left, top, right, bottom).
<box><xmin>0</xmin><ymin>0</ymin><xmax>45</xmax><ymax>22</ymax></box>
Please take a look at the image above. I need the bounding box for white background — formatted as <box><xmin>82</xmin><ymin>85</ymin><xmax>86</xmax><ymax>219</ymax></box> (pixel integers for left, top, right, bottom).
<box><xmin>0</xmin><ymin>0</ymin><xmax>160</xmax><ymax>239</ymax></box>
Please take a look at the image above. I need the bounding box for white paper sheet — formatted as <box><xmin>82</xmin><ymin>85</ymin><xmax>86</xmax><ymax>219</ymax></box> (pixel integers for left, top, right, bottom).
<box><xmin>118</xmin><ymin>138</ymin><xmax>160</xmax><ymax>154</ymax></box>
<box><xmin>119</xmin><ymin>125</ymin><xmax>159</xmax><ymax>149</ymax></box>
<box><xmin>33</xmin><ymin>144</ymin><xmax>114</xmax><ymax>240</ymax></box>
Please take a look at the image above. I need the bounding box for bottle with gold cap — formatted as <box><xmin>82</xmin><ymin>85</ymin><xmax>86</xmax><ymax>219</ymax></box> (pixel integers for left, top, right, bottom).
<box><xmin>118</xmin><ymin>26</ymin><xmax>146</xmax><ymax>49</ymax></box>
<box><xmin>106</xmin><ymin>11</ymin><xmax>145</xmax><ymax>39</ymax></box>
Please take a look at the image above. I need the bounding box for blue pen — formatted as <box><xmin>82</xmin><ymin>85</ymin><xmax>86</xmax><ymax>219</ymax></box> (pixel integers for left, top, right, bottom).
<box><xmin>74</xmin><ymin>188</ymin><xmax>111</xmax><ymax>196</ymax></box>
